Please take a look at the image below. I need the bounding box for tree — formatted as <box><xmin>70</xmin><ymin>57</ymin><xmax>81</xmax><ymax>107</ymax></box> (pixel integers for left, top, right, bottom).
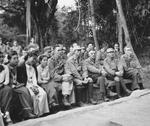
<box><xmin>26</xmin><ymin>0</ymin><xmax>31</xmax><ymax>44</ymax></box>
<box><xmin>116</xmin><ymin>0</ymin><xmax>144</xmax><ymax>79</ymax></box>
<box><xmin>0</xmin><ymin>0</ymin><xmax>58</xmax><ymax>49</ymax></box>
<box><xmin>89</xmin><ymin>0</ymin><xmax>99</xmax><ymax>50</ymax></box>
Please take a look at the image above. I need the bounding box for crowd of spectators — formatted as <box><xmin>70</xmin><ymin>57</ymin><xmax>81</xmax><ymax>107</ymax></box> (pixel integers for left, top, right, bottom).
<box><xmin>0</xmin><ymin>37</ymin><xmax>144</xmax><ymax>125</ymax></box>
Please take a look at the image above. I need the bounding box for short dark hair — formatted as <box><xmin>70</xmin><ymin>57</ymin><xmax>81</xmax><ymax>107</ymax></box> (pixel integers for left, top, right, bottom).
<box><xmin>7</xmin><ymin>50</ymin><xmax>18</xmax><ymax>60</ymax></box>
<box><xmin>38</xmin><ymin>54</ymin><xmax>48</xmax><ymax>63</ymax></box>
<box><xmin>25</xmin><ymin>52</ymin><xmax>37</xmax><ymax>61</ymax></box>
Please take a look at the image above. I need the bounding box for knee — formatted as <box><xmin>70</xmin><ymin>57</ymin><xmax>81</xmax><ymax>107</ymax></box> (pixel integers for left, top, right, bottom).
<box><xmin>114</xmin><ymin>76</ymin><xmax>120</xmax><ymax>82</ymax></box>
<box><xmin>4</xmin><ymin>86</ymin><xmax>12</xmax><ymax>93</ymax></box>
<box><xmin>98</xmin><ymin>76</ymin><xmax>105</xmax><ymax>82</ymax></box>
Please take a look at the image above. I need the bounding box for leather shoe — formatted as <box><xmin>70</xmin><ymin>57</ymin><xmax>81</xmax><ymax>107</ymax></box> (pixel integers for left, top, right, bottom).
<box><xmin>125</xmin><ymin>89</ymin><xmax>132</xmax><ymax>96</ymax></box>
<box><xmin>89</xmin><ymin>99</ymin><xmax>97</xmax><ymax>105</ymax></box>
<box><xmin>25</xmin><ymin>113</ymin><xmax>37</xmax><ymax>120</ymax></box>
<box><xmin>103</xmin><ymin>97</ymin><xmax>109</xmax><ymax>102</ymax></box>
<box><xmin>52</xmin><ymin>102</ymin><xmax>59</xmax><ymax>107</ymax></box>
<box><xmin>108</xmin><ymin>90</ymin><xmax>117</xmax><ymax>97</ymax></box>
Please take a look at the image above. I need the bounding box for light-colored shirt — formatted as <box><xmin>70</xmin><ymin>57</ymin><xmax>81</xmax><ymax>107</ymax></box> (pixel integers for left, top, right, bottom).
<box><xmin>26</xmin><ymin>64</ymin><xmax>37</xmax><ymax>87</ymax></box>
<box><xmin>0</xmin><ymin>65</ymin><xmax>9</xmax><ymax>85</ymax></box>
<box><xmin>37</xmin><ymin>65</ymin><xmax>50</xmax><ymax>84</ymax></box>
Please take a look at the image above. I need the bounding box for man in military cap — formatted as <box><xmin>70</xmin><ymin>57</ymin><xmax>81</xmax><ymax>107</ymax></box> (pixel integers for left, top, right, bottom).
<box><xmin>43</xmin><ymin>46</ymin><xmax>53</xmax><ymax>58</ymax></box>
<box><xmin>65</xmin><ymin>46</ymin><xmax>88</xmax><ymax>106</ymax></box>
<box><xmin>103</xmin><ymin>48</ymin><xmax>123</xmax><ymax>98</ymax></box>
<box><xmin>48</xmin><ymin>46</ymin><xmax>67</xmax><ymax>106</ymax></box>
<box><xmin>120</xmin><ymin>47</ymin><xmax>143</xmax><ymax>91</ymax></box>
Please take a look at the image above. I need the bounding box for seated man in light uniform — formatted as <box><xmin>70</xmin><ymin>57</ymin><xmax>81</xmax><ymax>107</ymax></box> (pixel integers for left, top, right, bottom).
<box><xmin>83</xmin><ymin>50</ymin><xmax>110</xmax><ymax>102</ymax></box>
<box><xmin>103</xmin><ymin>48</ymin><xmax>123</xmax><ymax>98</ymax></box>
<box><xmin>120</xmin><ymin>47</ymin><xmax>143</xmax><ymax>91</ymax></box>
<box><xmin>65</xmin><ymin>46</ymin><xmax>91</xmax><ymax>106</ymax></box>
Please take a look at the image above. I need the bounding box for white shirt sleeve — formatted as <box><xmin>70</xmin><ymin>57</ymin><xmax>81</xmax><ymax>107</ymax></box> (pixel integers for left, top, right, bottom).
<box><xmin>3</xmin><ymin>65</ymin><xmax>9</xmax><ymax>85</ymax></box>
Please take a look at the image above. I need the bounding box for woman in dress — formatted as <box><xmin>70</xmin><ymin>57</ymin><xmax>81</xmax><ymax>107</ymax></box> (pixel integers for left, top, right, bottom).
<box><xmin>23</xmin><ymin>52</ymin><xmax>49</xmax><ymax>116</ymax></box>
<box><xmin>37</xmin><ymin>54</ymin><xmax>58</xmax><ymax>108</ymax></box>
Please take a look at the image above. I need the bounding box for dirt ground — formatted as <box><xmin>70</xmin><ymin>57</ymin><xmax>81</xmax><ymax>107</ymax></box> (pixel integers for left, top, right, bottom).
<box><xmin>12</xmin><ymin>89</ymin><xmax>150</xmax><ymax>126</ymax></box>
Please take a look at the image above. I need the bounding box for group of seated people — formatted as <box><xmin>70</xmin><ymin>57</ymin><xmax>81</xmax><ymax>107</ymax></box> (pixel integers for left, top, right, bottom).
<box><xmin>0</xmin><ymin>41</ymin><xmax>144</xmax><ymax>125</ymax></box>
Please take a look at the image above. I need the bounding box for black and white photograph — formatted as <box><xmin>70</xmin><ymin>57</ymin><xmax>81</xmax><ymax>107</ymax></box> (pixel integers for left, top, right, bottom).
<box><xmin>0</xmin><ymin>0</ymin><xmax>150</xmax><ymax>126</ymax></box>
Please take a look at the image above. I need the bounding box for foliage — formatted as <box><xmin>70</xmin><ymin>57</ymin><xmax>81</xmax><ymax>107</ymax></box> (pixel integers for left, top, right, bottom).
<box><xmin>0</xmin><ymin>0</ymin><xmax>58</xmax><ymax>48</ymax></box>
<box><xmin>0</xmin><ymin>0</ymin><xmax>150</xmax><ymax>51</ymax></box>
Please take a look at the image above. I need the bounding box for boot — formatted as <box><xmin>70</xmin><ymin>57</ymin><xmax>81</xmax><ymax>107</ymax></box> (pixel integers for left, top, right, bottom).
<box><xmin>115</xmin><ymin>81</ymin><xmax>122</xmax><ymax>98</ymax></box>
<box><xmin>76</xmin><ymin>87</ymin><xmax>84</xmax><ymax>107</ymax></box>
<box><xmin>23</xmin><ymin>110</ymin><xmax>37</xmax><ymax>120</ymax></box>
<box><xmin>88</xmin><ymin>84</ymin><xmax>97</xmax><ymax>105</ymax></box>
<box><xmin>125</xmin><ymin>89</ymin><xmax>132</xmax><ymax>96</ymax></box>
<box><xmin>63</xmin><ymin>95</ymin><xmax>71</xmax><ymax>106</ymax></box>
<box><xmin>120</xmin><ymin>79</ymin><xmax>132</xmax><ymax>96</ymax></box>
<box><xmin>138</xmin><ymin>83</ymin><xmax>144</xmax><ymax>90</ymax></box>
<box><xmin>107</xmin><ymin>89</ymin><xmax>117</xmax><ymax>97</ymax></box>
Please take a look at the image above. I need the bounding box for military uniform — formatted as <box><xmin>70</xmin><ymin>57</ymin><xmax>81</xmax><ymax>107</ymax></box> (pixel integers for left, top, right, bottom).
<box><xmin>83</xmin><ymin>57</ymin><xmax>106</xmax><ymax>101</ymax></box>
<box><xmin>95</xmin><ymin>50</ymin><xmax>107</xmax><ymax>67</ymax></box>
<box><xmin>83</xmin><ymin>50</ymin><xmax>89</xmax><ymax>60</ymax></box>
<box><xmin>65</xmin><ymin>56</ymin><xmax>85</xmax><ymax>105</ymax></box>
<box><xmin>120</xmin><ymin>53</ymin><xmax>141</xmax><ymax>90</ymax></box>
<box><xmin>114</xmin><ymin>51</ymin><xmax>122</xmax><ymax>60</ymax></box>
<box><xmin>103</xmin><ymin>56</ymin><xmax>123</xmax><ymax>97</ymax></box>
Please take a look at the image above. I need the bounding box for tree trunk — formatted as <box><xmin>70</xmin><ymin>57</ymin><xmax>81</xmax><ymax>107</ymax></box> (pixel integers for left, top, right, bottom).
<box><xmin>26</xmin><ymin>0</ymin><xmax>31</xmax><ymax>45</ymax></box>
<box><xmin>116</xmin><ymin>0</ymin><xmax>142</xmax><ymax>68</ymax></box>
<box><xmin>89</xmin><ymin>0</ymin><xmax>99</xmax><ymax>50</ymax></box>
<box><xmin>117</xmin><ymin>13</ymin><xmax>123</xmax><ymax>53</ymax></box>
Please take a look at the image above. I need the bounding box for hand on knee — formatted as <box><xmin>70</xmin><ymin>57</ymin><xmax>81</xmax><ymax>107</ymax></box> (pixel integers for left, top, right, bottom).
<box><xmin>114</xmin><ymin>76</ymin><xmax>120</xmax><ymax>82</ymax></box>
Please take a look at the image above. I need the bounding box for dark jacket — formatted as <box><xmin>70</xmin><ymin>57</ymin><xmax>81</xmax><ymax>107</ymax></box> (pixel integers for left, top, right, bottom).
<box><xmin>17</xmin><ymin>63</ymin><xmax>27</xmax><ymax>85</ymax></box>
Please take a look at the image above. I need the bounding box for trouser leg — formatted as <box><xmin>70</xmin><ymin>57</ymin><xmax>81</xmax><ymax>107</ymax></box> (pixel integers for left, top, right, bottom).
<box><xmin>131</xmin><ymin>74</ymin><xmax>139</xmax><ymax>90</ymax></box>
<box><xmin>88</xmin><ymin>83</ymin><xmax>93</xmax><ymax>101</ymax></box>
<box><xmin>0</xmin><ymin>86</ymin><xmax>12</xmax><ymax>113</ymax></box>
<box><xmin>14</xmin><ymin>87</ymin><xmax>35</xmax><ymax>119</ymax></box>
<box><xmin>124</xmin><ymin>69</ymin><xmax>139</xmax><ymax>90</ymax></box>
<box><xmin>115</xmin><ymin>81</ymin><xmax>121</xmax><ymax>97</ymax></box>
<box><xmin>97</xmin><ymin>76</ymin><xmax>106</xmax><ymax>95</ymax></box>
<box><xmin>88</xmin><ymin>83</ymin><xmax>97</xmax><ymax>104</ymax></box>
<box><xmin>75</xmin><ymin>86</ymin><xmax>83</xmax><ymax>105</ymax></box>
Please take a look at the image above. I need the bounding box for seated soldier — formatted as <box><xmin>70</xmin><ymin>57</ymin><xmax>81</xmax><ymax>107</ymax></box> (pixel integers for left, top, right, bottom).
<box><xmin>83</xmin><ymin>50</ymin><xmax>110</xmax><ymax>102</ymax></box>
<box><xmin>103</xmin><ymin>48</ymin><xmax>123</xmax><ymax>98</ymax></box>
<box><xmin>48</xmin><ymin>46</ymin><xmax>68</xmax><ymax>107</ymax></box>
<box><xmin>65</xmin><ymin>46</ymin><xmax>96</xmax><ymax>106</ymax></box>
<box><xmin>120</xmin><ymin>47</ymin><xmax>143</xmax><ymax>91</ymax></box>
